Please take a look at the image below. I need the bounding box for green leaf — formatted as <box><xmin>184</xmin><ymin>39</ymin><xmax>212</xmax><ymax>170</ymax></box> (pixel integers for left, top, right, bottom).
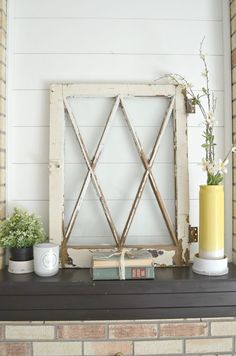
<box><xmin>0</xmin><ymin>208</ymin><xmax>46</xmax><ymax>248</ymax></box>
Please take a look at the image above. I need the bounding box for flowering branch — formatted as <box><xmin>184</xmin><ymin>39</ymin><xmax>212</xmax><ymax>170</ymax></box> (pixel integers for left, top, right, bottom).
<box><xmin>158</xmin><ymin>39</ymin><xmax>235</xmax><ymax>185</ymax></box>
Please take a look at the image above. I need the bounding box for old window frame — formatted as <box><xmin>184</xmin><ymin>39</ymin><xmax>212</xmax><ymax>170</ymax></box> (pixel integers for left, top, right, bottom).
<box><xmin>49</xmin><ymin>84</ymin><xmax>189</xmax><ymax>267</ymax></box>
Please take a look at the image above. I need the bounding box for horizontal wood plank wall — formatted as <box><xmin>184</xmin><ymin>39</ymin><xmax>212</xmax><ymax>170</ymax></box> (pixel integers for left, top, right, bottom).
<box><xmin>0</xmin><ymin>0</ymin><xmax>6</xmax><ymax>269</ymax></box>
<box><xmin>7</xmin><ymin>0</ymin><xmax>228</xmax><ymax>258</ymax></box>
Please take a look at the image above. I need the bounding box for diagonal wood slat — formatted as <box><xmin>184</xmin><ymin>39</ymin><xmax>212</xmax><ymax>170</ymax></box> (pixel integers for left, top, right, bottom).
<box><xmin>63</xmin><ymin>96</ymin><xmax>120</xmax><ymax>243</ymax></box>
<box><xmin>120</xmin><ymin>97</ymin><xmax>177</xmax><ymax>246</ymax></box>
<box><xmin>64</xmin><ymin>97</ymin><xmax>121</xmax><ymax>247</ymax></box>
<box><xmin>119</xmin><ymin>96</ymin><xmax>176</xmax><ymax>246</ymax></box>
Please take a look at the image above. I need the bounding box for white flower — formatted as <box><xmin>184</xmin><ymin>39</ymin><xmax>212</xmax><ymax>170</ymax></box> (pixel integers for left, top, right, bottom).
<box><xmin>207</xmin><ymin>162</ymin><xmax>218</xmax><ymax>175</ymax></box>
<box><xmin>232</xmin><ymin>146</ymin><xmax>236</xmax><ymax>153</ymax></box>
<box><xmin>181</xmin><ymin>82</ymin><xmax>193</xmax><ymax>90</ymax></box>
<box><xmin>199</xmin><ymin>158</ymin><xmax>209</xmax><ymax>172</ymax></box>
<box><xmin>217</xmin><ymin>158</ymin><xmax>229</xmax><ymax>174</ymax></box>
<box><xmin>206</xmin><ymin>111</ymin><xmax>217</xmax><ymax>127</ymax></box>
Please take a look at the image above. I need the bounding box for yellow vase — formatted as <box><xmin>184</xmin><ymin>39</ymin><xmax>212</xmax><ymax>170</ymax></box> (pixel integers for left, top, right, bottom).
<box><xmin>199</xmin><ymin>185</ymin><xmax>224</xmax><ymax>259</ymax></box>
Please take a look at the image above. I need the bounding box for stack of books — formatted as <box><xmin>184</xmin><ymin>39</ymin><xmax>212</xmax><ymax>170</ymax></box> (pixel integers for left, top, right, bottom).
<box><xmin>91</xmin><ymin>250</ymin><xmax>155</xmax><ymax>280</ymax></box>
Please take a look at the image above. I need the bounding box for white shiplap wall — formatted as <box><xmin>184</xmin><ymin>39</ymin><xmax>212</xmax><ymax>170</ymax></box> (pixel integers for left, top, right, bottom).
<box><xmin>7</xmin><ymin>0</ymin><xmax>231</xmax><ymax>257</ymax></box>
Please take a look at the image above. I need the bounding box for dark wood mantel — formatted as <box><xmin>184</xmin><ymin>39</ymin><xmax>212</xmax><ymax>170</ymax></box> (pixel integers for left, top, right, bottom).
<box><xmin>1</xmin><ymin>264</ymin><xmax>236</xmax><ymax>321</ymax></box>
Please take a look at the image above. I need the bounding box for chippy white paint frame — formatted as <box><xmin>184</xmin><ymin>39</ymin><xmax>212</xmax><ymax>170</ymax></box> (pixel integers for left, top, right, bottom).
<box><xmin>49</xmin><ymin>84</ymin><xmax>189</xmax><ymax>267</ymax></box>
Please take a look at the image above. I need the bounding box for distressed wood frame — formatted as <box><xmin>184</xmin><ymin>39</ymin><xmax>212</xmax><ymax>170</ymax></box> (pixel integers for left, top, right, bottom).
<box><xmin>49</xmin><ymin>84</ymin><xmax>189</xmax><ymax>267</ymax></box>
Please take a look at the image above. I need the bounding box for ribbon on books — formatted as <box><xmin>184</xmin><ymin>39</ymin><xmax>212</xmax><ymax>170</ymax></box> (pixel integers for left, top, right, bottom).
<box><xmin>95</xmin><ymin>248</ymin><xmax>149</xmax><ymax>280</ymax></box>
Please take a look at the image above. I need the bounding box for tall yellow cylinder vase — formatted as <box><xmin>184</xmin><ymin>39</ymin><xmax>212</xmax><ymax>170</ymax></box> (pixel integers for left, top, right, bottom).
<box><xmin>199</xmin><ymin>185</ymin><xmax>224</xmax><ymax>259</ymax></box>
<box><xmin>193</xmin><ymin>184</ymin><xmax>228</xmax><ymax>276</ymax></box>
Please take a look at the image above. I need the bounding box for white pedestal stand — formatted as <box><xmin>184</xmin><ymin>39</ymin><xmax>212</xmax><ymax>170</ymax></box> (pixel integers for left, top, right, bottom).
<box><xmin>192</xmin><ymin>254</ymin><xmax>228</xmax><ymax>276</ymax></box>
<box><xmin>8</xmin><ymin>259</ymin><xmax>34</xmax><ymax>274</ymax></box>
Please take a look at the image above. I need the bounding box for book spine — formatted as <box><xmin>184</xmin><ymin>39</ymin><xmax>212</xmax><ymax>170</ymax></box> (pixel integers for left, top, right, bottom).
<box><xmin>93</xmin><ymin>259</ymin><xmax>153</xmax><ymax>268</ymax></box>
<box><xmin>92</xmin><ymin>266</ymin><xmax>155</xmax><ymax>280</ymax></box>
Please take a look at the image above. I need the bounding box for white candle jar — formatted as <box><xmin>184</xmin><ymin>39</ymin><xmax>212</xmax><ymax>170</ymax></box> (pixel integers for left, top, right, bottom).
<box><xmin>33</xmin><ymin>243</ymin><xmax>59</xmax><ymax>277</ymax></box>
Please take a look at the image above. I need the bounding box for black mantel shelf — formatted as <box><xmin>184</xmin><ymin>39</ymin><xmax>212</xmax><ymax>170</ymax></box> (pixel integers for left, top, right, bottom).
<box><xmin>1</xmin><ymin>264</ymin><xmax>236</xmax><ymax>321</ymax></box>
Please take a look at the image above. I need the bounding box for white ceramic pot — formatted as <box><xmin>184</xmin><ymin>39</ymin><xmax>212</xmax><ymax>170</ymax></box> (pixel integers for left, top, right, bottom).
<box><xmin>33</xmin><ymin>243</ymin><xmax>59</xmax><ymax>277</ymax></box>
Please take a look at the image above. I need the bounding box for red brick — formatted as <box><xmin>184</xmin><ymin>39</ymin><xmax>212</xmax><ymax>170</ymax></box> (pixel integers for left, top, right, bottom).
<box><xmin>0</xmin><ymin>342</ymin><xmax>31</xmax><ymax>356</ymax></box>
<box><xmin>57</xmin><ymin>324</ymin><xmax>106</xmax><ymax>340</ymax></box>
<box><xmin>84</xmin><ymin>341</ymin><xmax>132</xmax><ymax>355</ymax></box>
<box><xmin>109</xmin><ymin>323</ymin><xmax>157</xmax><ymax>339</ymax></box>
<box><xmin>160</xmin><ymin>322</ymin><xmax>208</xmax><ymax>337</ymax></box>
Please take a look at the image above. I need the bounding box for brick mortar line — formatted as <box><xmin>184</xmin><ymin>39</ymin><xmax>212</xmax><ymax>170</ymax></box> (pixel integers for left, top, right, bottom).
<box><xmin>50</xmin><ymin>335</ymin><xmax>236</xmax><ymax>343</ymax></box>
<box><xmin>183</xmin><ymin>338</ymin><xmax>186</xmax><ymax>354</ymax></box>
<box><xmin>27</xmin><ymin>339</ymin><xmax>86</xmax><ymax>342</ymax></box>
<box><xmin>208</xmin><ymin>320</ymin><xmax>211</xmax><ymax>337</ymax></box>
<box><xmin>157</xmin><ymin>322</ymin><xmax>160</xmax><ymax>338</ymax></box>
<box><xmin>53</xmin><ymin>324</ymin><xmax>56</xmax><ymax>340</ymax></box>
<box><xmin>56</xmin><ymin>337</ymin><xmax>109</xmax><ymax>342</ymax></box>
<box><xmin>82</xmin><ymin>339</ymin><xmax>84</xmax><ymax>356</ymax></box>
<box><xmin>30</xmin><ymin>341</ymin><xmax>33</xmax><ymax>356</ymax></box>
<box><xmin>4</xmin><ymin>337</ymin><xmax>56</xmax><ymax>342</ymax></box>
<box><xmin>105</xmin><ymin>324</ymin><xmax>108</xmax><ymax>340</ymax></box>
<box><xmin>178</xmin><ymin>335</ymin><xmax>235</xmax><ymax>340</ymax></box>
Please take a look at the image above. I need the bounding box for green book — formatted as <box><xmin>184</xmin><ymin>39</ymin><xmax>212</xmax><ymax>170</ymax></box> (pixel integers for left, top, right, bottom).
<box><xmin>92</xmin><ymin>266</ymin><xmax>155</xmax><ymax>280</ymax></box>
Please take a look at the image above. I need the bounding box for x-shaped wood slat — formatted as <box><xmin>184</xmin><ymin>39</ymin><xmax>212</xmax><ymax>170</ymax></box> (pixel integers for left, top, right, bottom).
<box><xmin>64</xmin><ymin>96</ymin><xmax>121</xmax><ymax>247</ymax></box>
<box><xmin>119</xmin><ymin>96</ymin><xmax>177</xmax><ymax>246</ymax></box>
<box><xmin>63</xmin><ymin>94</ymin><xmax>177</xmax><ymax>249</ymax></box>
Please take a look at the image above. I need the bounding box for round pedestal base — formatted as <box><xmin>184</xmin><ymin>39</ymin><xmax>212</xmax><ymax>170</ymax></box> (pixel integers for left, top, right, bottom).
<box><xmin>192</xmin><ymin>254</ymin><xmax>228</xmax><ymax>276</ymax></box>
<box><xmin>8</xmin><ymin>259</ymin><xmax>34</xmax><ymax>274</ymax></box>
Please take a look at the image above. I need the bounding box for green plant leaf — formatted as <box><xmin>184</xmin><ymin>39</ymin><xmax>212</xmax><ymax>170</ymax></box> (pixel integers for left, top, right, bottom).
<box><xmin>0</xmin><ymin>208</ymin><xmax>46</xmax><ymax>248</ymax></box>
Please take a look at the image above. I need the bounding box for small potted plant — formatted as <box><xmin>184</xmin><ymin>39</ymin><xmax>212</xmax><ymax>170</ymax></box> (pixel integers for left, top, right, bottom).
<box><xmin>0</xmin><ymin>208</ymin><xmax>45</xmax><ymax>273</ymax></box>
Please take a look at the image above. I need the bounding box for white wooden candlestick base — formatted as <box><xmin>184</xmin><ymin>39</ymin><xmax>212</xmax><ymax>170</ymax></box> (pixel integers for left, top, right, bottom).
<box><xmin>192</xmin><ymin>254</ymin><xmax>228</xmax><ymax>276</ymax></box>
